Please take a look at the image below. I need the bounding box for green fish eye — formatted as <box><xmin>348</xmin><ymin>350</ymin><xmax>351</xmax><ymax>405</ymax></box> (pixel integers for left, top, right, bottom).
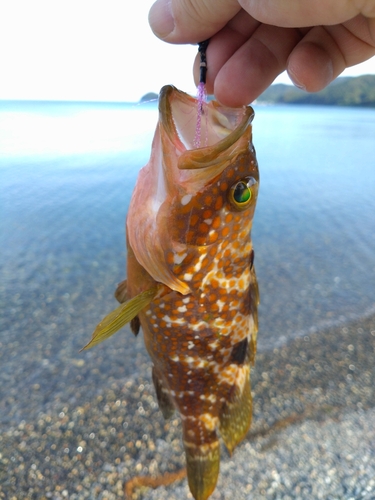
<box><xmin>233</xmin><ymin>182</ymin><xmax>251</xmax><ymax>204</ymax></box>
<box><xmin>229</xmin><ymin>177</ymin><xmax>256</xmax><ymax>210</ymax></box>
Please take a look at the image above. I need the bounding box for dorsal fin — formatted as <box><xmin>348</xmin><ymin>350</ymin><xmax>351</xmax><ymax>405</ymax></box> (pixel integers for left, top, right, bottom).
<box><xmin>219</xmin><ymin>366</ymin><xmax>252</xmax><ymax>454</ymax></box>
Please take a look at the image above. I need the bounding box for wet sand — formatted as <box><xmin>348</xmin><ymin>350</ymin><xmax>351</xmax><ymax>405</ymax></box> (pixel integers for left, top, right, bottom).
<box><xmin>1</xmin><ymin>311</ymin><xmax>374</xmax><ymax>499</ymax></box>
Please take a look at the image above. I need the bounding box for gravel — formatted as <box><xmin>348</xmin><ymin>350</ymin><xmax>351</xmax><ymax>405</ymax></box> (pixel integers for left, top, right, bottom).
<box><xmin>1</xmin><ymin>312</ymin><xmax>374</xmax><ymax>500</ymax></box>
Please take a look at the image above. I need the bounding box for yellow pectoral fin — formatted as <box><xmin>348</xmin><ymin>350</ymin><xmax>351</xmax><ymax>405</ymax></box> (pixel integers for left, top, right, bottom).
<box><xmin>81</xmin><ymin>285</ymin><xmax>160</xmax><ymax>351</ymax></box>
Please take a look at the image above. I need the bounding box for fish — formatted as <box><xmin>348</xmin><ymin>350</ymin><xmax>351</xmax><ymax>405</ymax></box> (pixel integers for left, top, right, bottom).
<box><xmin>82</xmin><ymin>85</ymin><xmax>260</xmax><ymax>500</ymax></box>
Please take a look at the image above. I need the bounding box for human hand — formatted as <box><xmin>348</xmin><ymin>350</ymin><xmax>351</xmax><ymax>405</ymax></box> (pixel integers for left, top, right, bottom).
<box><xmin>149</xmin><ymin>0</ymin><xmax>375</xmax><ymax>106</ymax></box>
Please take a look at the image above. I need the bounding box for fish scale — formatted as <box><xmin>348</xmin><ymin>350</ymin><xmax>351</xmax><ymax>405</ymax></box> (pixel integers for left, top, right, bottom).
<box><xmin>83</xmin><ymin>85</ymin><xmax>260</xmax><ymax>500</ymax></box>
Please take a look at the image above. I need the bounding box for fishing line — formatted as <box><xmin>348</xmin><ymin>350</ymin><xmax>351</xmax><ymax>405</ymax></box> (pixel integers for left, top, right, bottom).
<box><xmin>194</xmin><ymin>39</ymin><xmax>209</xmax><ymax>149</ymax></box>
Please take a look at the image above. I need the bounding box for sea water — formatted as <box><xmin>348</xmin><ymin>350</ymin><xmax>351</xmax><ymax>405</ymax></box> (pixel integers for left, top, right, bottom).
<box><xmin>1</xmin><ymin>100</ymin><xmax>375</xmax><ymax>359</ymax></box>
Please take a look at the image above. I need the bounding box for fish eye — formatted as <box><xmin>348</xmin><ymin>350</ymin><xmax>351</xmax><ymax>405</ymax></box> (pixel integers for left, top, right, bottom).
<box><xmin>228</xmin><ymin>177</ymin><xmax>257</xmax><ymax>210</ymax></box>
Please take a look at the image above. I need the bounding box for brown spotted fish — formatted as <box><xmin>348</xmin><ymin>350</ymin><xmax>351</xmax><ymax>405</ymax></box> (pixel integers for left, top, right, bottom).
<box><xmin>83</xmin><ymin>85</ymin><xmax>260</xmax><ymax>500</ymax></box>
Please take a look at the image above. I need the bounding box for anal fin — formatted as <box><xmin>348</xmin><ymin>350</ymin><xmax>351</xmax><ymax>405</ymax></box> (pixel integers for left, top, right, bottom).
<box><xmin>151</xmin><ymin>367</ymin><xmax>175</xmax><ymax>419</ymax></box>
<box><xmin>219</xmin><ymin>366</ymin><xmax>252</xmax><ymax>454</ymax></box>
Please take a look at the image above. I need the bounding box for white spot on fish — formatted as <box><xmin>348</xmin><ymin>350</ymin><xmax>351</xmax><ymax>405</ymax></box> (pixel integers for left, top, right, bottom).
<box><xmin>199</xmin><ymin>413</ymin><xmax>218</xmax><ymax>431</ymax></box>
<box><xmin>190</xmin><ymin>252</ymin><xmax>208</xmax><ymax>275</ymax></box>
<box><xmin>208</xmin><ymin>340</ymin><xmax>219</xmax><ymax>350</ymax></box>
<box><xmin>181</xmin><ymin>194</ymin><xmax>192</xmax><ymax>205</ymax></box>
<box><xmin>184</xmin><ymin>273</ymin><xmax>193</xmax><ymax>281</ymax></box>
<box><xmin>185</xmin><ymin>356</ymin><xmax>195</xmax><ymax>364</ymax></box>
<box><xmin>200</xmin><ymin>393</ymin><xmax>217</xmax><ymax>403</ymax></box>
<box><xmin>173</xmin><ymin>252</ymin><xmax>187</xmax><ymax>265</ymax></box>
<box><xmin>163</xmin><ymin>314</ymin><xmax>186</xmax><ymax>326</ymax></box>
<box><xmin>183</xmin><ymin>297</ymin><xmax>190</xmax><ymax>304</ymax></box>
<box><xmin>188</xmin><ymin>320</ymin><xmax>209</xmax><ymax>331</ymax></box>
<box><xmin>187</xmin><ymin>341</ymin><xmax>194</xmax><ymax>350</ymax></box>
<box><xmin>217</xmin><ymin>299</ymin><xmax>225</xmax><ymax>312</ymax></box>
<box><xmin>177</xmin><ymin>305</ymin><xmax>187</xmax><ymax>313</ymax></box>
<box><xmin>212</xmin><ymin>317</ymin><xmax>225</xmax><ymax>328</ymax></box>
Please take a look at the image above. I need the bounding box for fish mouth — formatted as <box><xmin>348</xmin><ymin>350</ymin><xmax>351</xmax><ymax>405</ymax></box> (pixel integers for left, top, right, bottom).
<box><xmin>158</xmin><ymin>85</ymin><xmax>254</xmax><ymax>170</ymax></box>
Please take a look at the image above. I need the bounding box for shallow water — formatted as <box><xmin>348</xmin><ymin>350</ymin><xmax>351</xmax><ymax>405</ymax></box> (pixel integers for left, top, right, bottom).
<box><xmin>1</xmin><ymin>100</ymin><xmax>374</xmax><ymax>358</ymax></box>
<box><xmin>1</xmin><ymin>100</ymin><xmax>375</xmax><ymax>500</ymax></box>
<box><xmin>253</xmin><ymin>104</ymin><xmax>375</xmax><ymax>347</ymax></box>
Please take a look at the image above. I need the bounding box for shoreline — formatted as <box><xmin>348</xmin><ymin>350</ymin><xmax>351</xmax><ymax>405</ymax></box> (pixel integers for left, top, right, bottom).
<box><xmin>1</xmin><ymin>313</ymin><xmax>374</xmax><ymax>499</ymax></box>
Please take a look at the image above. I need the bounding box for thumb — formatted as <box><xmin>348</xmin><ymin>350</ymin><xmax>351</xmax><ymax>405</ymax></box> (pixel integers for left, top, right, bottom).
<box><xmin>148</xmin><ymin>0</ymin><xmax>241</xmax><ymax>42</ymax></box>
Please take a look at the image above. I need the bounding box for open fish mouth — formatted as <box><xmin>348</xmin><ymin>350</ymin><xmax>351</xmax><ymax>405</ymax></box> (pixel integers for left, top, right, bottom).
<box><xmin>158</xmin><ymin>85</ymin><xmax>255</xmax><ymax>169</ymax></box>
<box><xmin>125</xmin><ymin>85</ymin><xmax>258</xmax><ymax>295</ymax></box>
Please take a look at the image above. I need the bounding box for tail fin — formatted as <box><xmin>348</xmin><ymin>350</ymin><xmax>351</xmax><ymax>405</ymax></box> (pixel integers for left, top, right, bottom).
<box><xmin>183</xmin><ymin>420</ymin><xmax>220</xmax><ymax>500</ymax></box>
<box><xmin>185</xmin><ymin>440</ymin><xmax>220</xmax><ymax>500</ymax></box>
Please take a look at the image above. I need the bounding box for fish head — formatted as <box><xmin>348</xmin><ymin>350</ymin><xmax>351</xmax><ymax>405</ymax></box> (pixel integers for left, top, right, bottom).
<box><xmin>127</xmin><ymin>85</ymin><xmax>259</xmax><ymax>295</ymax></box>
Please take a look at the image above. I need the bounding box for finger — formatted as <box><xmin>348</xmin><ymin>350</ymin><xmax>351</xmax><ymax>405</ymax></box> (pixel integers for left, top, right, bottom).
<box><xmin>287</xmin><ymin>16</ymin><xmax>375</xmax><ymax>91</ymax></box>
<box><xmin>239</xmin><ymin>0</ymin><xmax>364</xmax><ymax>28</ymax></box>
<box><xmin>337</xmin><ymin>14</ymin><xmax>375</xmax><ymax>63</ymax></box>
<box><xmin>211</xmin><ymin>24</ymin><xmax>302</xmax><ymax>106</ymax></box>
<box><xmin>148</xmin><ymin>0</ymin><xmax>241</xmax><ymax>42</ymax></box>
<box><xmin>192</xmin><ymin>10</ymin><xmax>261</xmax><ymax>93</ymax></box>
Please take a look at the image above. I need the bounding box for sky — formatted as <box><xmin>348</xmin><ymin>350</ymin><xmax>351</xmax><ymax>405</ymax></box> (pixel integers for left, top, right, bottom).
<box><xmin>1</xmin><ymin>0</ymin><xmax>374</xmax><ymax>103</ymax></box>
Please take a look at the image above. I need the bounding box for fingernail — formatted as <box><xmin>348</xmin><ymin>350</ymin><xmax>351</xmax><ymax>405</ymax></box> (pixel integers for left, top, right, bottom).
<box><xmin>287</xmin><ymin>56</ymin><xmax>334</xmax><ymax>92</ymax></box>
<box><xmin>148</xmin><ymin>0</ymin><xmax>174</xmax><ymax>39</ymax></box>
<box><xmin>287</xmin><ymin>67</ymin><xmax>306</xmax><ymax>91</ymax></box>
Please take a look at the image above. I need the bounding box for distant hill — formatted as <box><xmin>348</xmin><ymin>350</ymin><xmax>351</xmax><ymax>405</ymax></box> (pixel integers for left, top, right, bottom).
<box><xmin>257</xmin><ymin>75</ymin><xmax>375</xmax><ymax>107</ymax></box>
<box><xmin>140</xmin><ymin>92</ymin><xmax>158</xmax><ymax>103</ymax></box>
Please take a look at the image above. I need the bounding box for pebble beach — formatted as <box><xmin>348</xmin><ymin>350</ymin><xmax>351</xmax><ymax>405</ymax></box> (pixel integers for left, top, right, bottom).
<box><xmin>1</xmin><ymin>310</ymin><xmax>374</xmax><ymax>499</ymax></box>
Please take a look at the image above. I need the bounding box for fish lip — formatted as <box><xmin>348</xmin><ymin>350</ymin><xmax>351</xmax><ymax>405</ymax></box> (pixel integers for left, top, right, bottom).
<box><xmin>158</xmin><ymin>85</ymin><xmax>189</xmax><ymax>148</ymax></box>
<box><xmin>158</xmin><ymin>85</ymin><xmax>255</xmax><ymax>170</ymax></box>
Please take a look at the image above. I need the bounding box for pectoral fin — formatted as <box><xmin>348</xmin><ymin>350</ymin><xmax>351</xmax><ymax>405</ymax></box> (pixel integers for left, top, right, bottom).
<box><xmin>219</xmin><ymin>367</ymin><xmax>252</xmax><ymax>454</ymax></box>
<box><xmin>130</xmin><ymin>316</ymin><xmax>141</xmax><ymax>336</ymax></box>
<box><xmin>81</xmin><ymin>285</ymin><xmax>160</xmax><ymax>351</ymax></box>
